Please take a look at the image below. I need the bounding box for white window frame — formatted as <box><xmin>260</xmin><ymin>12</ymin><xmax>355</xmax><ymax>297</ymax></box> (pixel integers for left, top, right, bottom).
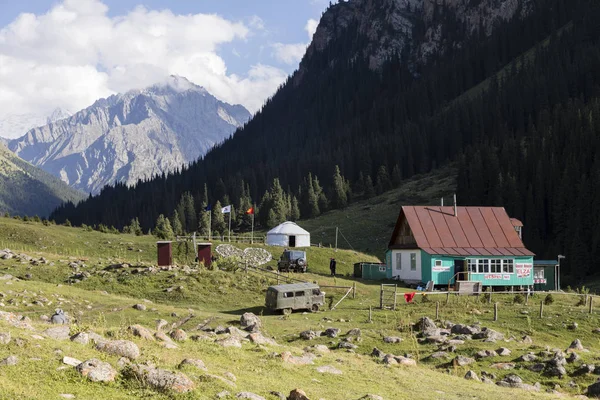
<box><xmin>534</xmin><ymin>268</ymin><xmax>544</xmax><ymax>279</ymax></box>
<box><xmin>478</xmin><ymin>259</ymin><xmax>489</xmax><ymax>273</ymax></box>
<box><xmin>503</xmin><ymin>259</ymin><xmax>514</xmax><ymax>273</ymax></box>
<box><xmin>410</xmin><ymin>253</ymin><xmax>417</xmax><ymax>271</ymax></box>
<box><xmin>490</xmin><ymin>259</ymin><xmax>502</xmax><ymax>273</ymax></box>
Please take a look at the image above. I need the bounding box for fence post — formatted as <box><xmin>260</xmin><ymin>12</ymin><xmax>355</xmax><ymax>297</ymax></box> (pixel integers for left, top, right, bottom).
<box><xmin>589</xmin><ymin>296</ymin><xmax>594</xmax><ymax>314</ymax></box>
<box><xmin>446</xmin><ymin>292</ymin><xmax>450</xmax><ymax>305</ymax></box>
<box><xmin>488</xmin><ymin>291</ymin><xmax>492</xmax><ymax>304</ymax></box>
<box><xmin>525</xmin><ymin>291</ymin><xmax>529</xmax><ymax>305</ymax></box>
<box><xmin>435</xmin><ymin>301</ymin><xmax>440</xmax><ymax>320</ymax></box>
<box><xmin>494</xmin><ymin>302</ymin><xmax>498</xmax><ymax>321</ymax></box>
<box><xmin>393</xmin><ymin>285</ymin><xmax>397</xmax><ymax>311</ymax></box>
<box><xmin>380</xmin><ymin>284</ymin><xmax>384</xmax><ymax>309</ymax></box>
<box><xmin>369</xmin><ymin>306</ymin><xmax>372</xmax><ymax>323</ymax></box>
<box><xmin>539</xmin><ymin>300</ymin><xmax>544</xmax><ymax>318</ymax></box>
<box><xmin>352</xmin><ymin>282</ymin><xmax>356</xmax><ymax>299</ymax></box>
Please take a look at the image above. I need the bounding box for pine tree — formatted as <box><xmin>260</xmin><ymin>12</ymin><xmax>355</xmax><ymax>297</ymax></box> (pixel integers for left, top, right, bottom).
<box><xmin>331</xmin><ymin>165</ymin><xmax>348</xmax><ymax>208</ymax></box>
<box><xmin>172</xmin><ymin>210</ymin><xmax>183</xmax><ymax>236</ymax></box>
<box><xmin>313</xmin><ymin>175</ymin><xmax>328</xmax><ymax>212</ymax></box>
<box><xmin>364</xmin><ymin>175</ymin><xmax>375</xmax><ymax>197</ymax></box>
<box><xmin>391</xmin><ymin>164</ymin><xmax>402</xmax><ymax>186</ymax></box>
<box><xmin>183</xmin><ymin>192</ymin><xmax>197</xmax><ymax>233</ymax></box>
<box><xmin>154</xmin><ymin>214</ymin><xmax>174</xmax><ymax>240</ymax></box>
<box><xmin>212</xmin><ymin>200</ymin><xmax>226</xmax><ymax>236</ymax></box>
<box><xmin>376</xmin><ymin>165</ymin><xmax>392</xmax><ymax>194</ymax></box>
<box><xmin>290</xmin><ymin>195</ymin><xmax>301</xmax><ymax>221</ymax></box>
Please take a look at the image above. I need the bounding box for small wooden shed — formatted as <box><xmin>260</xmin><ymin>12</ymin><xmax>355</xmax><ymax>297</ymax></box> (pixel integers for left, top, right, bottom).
<box><xmin>533</xmin><ymin>260</ymin><xmax>557</xmax><ymax>291</ymax></box>
<box><xmin>354</xmin><ymin>262</ymin><xmax>392</xmax><ymax>280</ymax></box>
<box><xmin>157</xmin><ymin>241</ymin><xmax>173</xmax><ymax>266</ymax></box>
<box><xmin>197</xmin><ymin>243</ymin><xmax>212</xmax><ymax>267</ymax></box>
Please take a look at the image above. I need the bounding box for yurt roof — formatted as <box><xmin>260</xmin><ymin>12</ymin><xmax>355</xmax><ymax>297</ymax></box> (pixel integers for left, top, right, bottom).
<box><xmin>267</xmin><ymin>221</ymin><xmax>310</xmax><ymax>236</ymax></box>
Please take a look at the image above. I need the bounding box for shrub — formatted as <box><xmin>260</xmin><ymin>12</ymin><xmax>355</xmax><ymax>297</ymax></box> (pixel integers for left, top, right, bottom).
<box><xmin>32</xmin><ymin>215</ymin><xmax>41</xmax><ymax>223</ymax></box>
<box><xmin>3</xmin><ymin>212</ymin><xmax>9</xmax><ymax>218</ymax></box>
<box><xmin>513</xmin><ymin>294</ymin><xmax>525</xmax><ymax>304</ymax></box>
<box><xmin>22</xmin><ymin>215</ymin><xmax>30</xmax><ymax>222</ymax></box>
<box><xmin>421</xmin><ymin>293</ymin><xmax>431</xmax><ymax>303</ymax></box>
<box><xmin>544</xmin><ymin>293</ymin><xmax>554</xmax><ymax>305</ymax></box>
<box><xmin>576</xmin><ymin>296</ymin><xmax>586</xmax><ymax>306</ymax></box>
<box><xmin>42</xmin><ymin>219</ymin><xmax>50</xmax><ymax>226</ymax></box>
<box><xmin>64</xmin><ymin>219</ymin><xmax>72</xmax><ymax>227</ymax></box>
<box><xmin>13</xmin><ymin>215</ymin><xmax>22</xmax><ymax>221</ymax></box>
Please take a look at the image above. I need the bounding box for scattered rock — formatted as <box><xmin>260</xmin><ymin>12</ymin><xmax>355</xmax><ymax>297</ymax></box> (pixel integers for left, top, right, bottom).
<box><xmin>338</xmin><ymin>340</ymin><xmax>358</xmax><ymax>350</ymax></box>
<box><xmin>217</xmin><ymin>391</ymin><xmax>231</xmax><ymax>399</ymax></box>
<box><xmin>76</xmin><ymin>359</ymin><xmax>116</xmax><ymax>383</ymax></box>
<box><xmin>178</xmin><ymin>358</ymin><xmax>207</xmax><ymax>371</ymax></box>
<box><xmin>517</xmin><ymin>352</ymin><xmax>537</xmax><ymax>362</ymax></box>
<box><xmin>473</xmin><ymin>328</ymin><xmax>504</xmax><ymax>341</ymax></box>
<box><xmin>528</xmin><ymin>363</ymin><xmax>545</xmax><ymax>372</ymax></box>
<box><xmin>304</xmin><ymin>344</ymin><xmax>330</xmax><ymax>354</ymax></box>
<box><xmin>521</xmin><ymin>335</ymin><xmax>533</xmax><ymax>344</ymax></box>
<box><xmin>451</xmin><ymin>324</ymin><xmax>479</xmax><ymax>335</ymax></box>
<box><xmin>248</xmin><ymin>332</ymin><xmax>277</xmax><ymax>346</ymax></box>
<box><xmin>70</xmin><ymin>332</ymin><xmax>89</xmax><ymax>345</ymax></box>
<box><xmin>359</xmin><ymin>396</ymin><xmax>383</xmax><ymax>400</ymax></box>
<box><xmin>63</xmin><ymin>356</ymin><xmax>82</xmax><ymax>367</ymax></box>
<box><xmin>588</xmin><ymin>381</ymin><xmax>600</xmax><ymax>397</ymax></box>
<box><xmin>324</xmin><ymin>328</ymin><xmax>340</xmax><ymax>338</ymax></box>
<box><xmin>316</xmin><ymin>365</ymin><xmax>343</xmax><ymax>375</ymax></box>
<box><xmin>497</xmin><ymin>347</ymin><xmax>512</xmax><ymax>356</ymax></box>
<box><xmin>288</xmin><ymin>388</ymin><xmax>309</xmax><ymax>400</ymax></box>
<box><xmin>236</xmin><ymin>392</ymin><xmax>265</xmax><ymax>400</ymax></box>
<box><xmin>573</xmin><ymin>364</ymin><xmax>595</xmax><ymax>376</ymax></box>
<box><xmin>568</xmin><ymin>322</ymin><xmax>578</xmax><ymax>330</ymax></box>
<box><xmin>496</xmin><ymin>374</ymin><xmax>539</xmax><ymax>391</ymax></box>
<box><xmin>125</xmin><ymin>364</ymin><xmax>194</xmax><ymax>393</ymax></box>
<box><xmin>464</xmin><ymin>370</ymin><xmax>480</xmax><ymax>381</ymax></box>
<box><xmin>0</xmin><ymin>332</ymin><xmax>10</xmax><ymax>345</ymax></box>
<box><xmin>281</xmin><ymin>351</ymin><xmax>315</xmax><ymax>365</ymax></box>
<box><xmin>86</xmin><ymin>331</ymin><xmax>104</xmax><ymax>343</ymax></box>
<box><xmin>383</xmin><ymin>336</ymin><xmax>402</xmax><ymax>344</ymax></box>
<box><xmin>43</xmin><ymin>325</ymin><xmax>70</xmax><ymax>340</ymax></box>
<box><xmin>347</xmin><ymin>328</ymin><xmax>361</xmax><ymax>336</ymax></box>
<box><xmin>0</xmin><ymin>355</ymin><xmax>17</xmax><ymax>366</ymax></box>
<box><xmin>169</xmin><ymin>329</ymin><xmax>187</xmax><ymax>342</ymax></box>
<box><xmin>95</xmin><ymin>340</ymin><xmax>140</xmax><ymax>360</ymax></box>
<box><xmin>156</xmin><ymin>319</ymin><xmax>168</xmax><ymax>331</ymax></box>
<box><xmin>216</xmin><ymin>336</ymin><xmax>242</xmax><ymax>348</ymax></box>
<box><xmin>569</xmin><ymin>339</ymin><xmax>584</xmax><ymax>351</ymax></box>
<box><xmin>51</xmin><ymin>309</ymin><xmax>69</xmax><ymax>324</ymax></box>
<box><xmin>416</xmin><ymin>317</ymin><xmax>437</xmax><ymax>332</ymax></box>
<box><xmin>454</xmin><ymin>355</ymin><xmax>475</xmax><ymax>367</ymax></box>
<box><xmin>226</xmin><ymin>326</ymin><xmax>249</xmax><ymax>339</ymax></box>
<box><xmin>133</xmin><ymin>304</ymin><xmax>146</xmax><ymax>311</ymax></box>
<box><xmin>300</xmin><ymin>330</ymin><xmax>317</xmax><ymax>340</ymax></box>
<box><xmin>59</xmin><ymin>395</ymin><xmax>75</xmax><ymax>399</ymax></box>
<box><xmin>490</xmin><ymin>363</ymin><xmax>515</xmax><ymax>370</ymax></box>
<box><xmin>128</xmin><ymin>325</ymin><xmax>154</xmax><ymax>341</ymax></box>
<box><xmin>430</xmin><ymin>351</ymin><xmax>449</xmax><ymax>359</ymax></box>
<box><xmin>475</xmin><ymin>350</ymin><xmax>497</xmax><ymax>359</ymax></box>
<box><xmin>545</xmin><ymin>365</ymin><xmax>567</xmax><ymax>377</ymax></box>
<box><xmin>567</xmin><ymin>352</ymin><xmax>580</xmax><ymax>363</ymax></box>
<box><xmin>240</xmin><ymin>312</ymin><xmax>262</xmax><ymax>332</ymax></box>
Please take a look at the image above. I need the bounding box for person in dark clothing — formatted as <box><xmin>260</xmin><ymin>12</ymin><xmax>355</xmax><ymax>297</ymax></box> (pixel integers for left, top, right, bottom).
<box><xmin>329</xmin><ymin>258</ymin><xmax>337</xmax><ymax>276</ymax></box>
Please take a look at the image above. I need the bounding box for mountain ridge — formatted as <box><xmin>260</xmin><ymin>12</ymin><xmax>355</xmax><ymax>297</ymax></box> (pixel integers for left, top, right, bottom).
<box><xmin>8</xmin><ymin>76</ymin><xmax>251</xmax><ymax>194</ymax></box>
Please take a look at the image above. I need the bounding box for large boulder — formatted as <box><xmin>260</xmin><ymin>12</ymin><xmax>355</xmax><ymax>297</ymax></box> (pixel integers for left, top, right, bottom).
<box><xmin>51</xmin><ymin>309</ymin><xmax>69</xmax><ymax>324</ymax></box>
<box><xmin>454</xmin><ymin>355</ymin><xmax>475</xmax><ymax>367</ymax></box>
<box><xmin>473</xmin><ymin>327</ymin><xmax>504</xmax><ymax>341</ymax></box>
<box><xmin>76</xmin><ymin>359</ymin><xmax>117</xmax><ymax>383</ymax></box>
<box><xmin>178</xmin><ymin>358</ymin><xmax>207</xmax><ymax>371</ymax></box>
<box><xmin>288</xmin><ymin>389</ymin><xmax>310</xmax><ymax>400</ymax></box>
<box><xmin>0</xmin><ymin>355</ymin><xmax>18</xmax><ymax>366</ymax></box>
<box><xmin>323</xmin><ymin>328</ymin><xmax>340</xmax><ymax>338</ymax></box>
<box><xmin>248</xmin><ymin>332</ymin><xmax>277</xmax><ymax>346</ymax></box>
<box><xmin>0</xmin><ymin>332</ymin><xmax>10</xmax><ymax>345</ymax></box>
<box><xmin>236</xmin><ymin>393</ymin><xmax>266</xmax><ymax>400</ymax></box>
<box><xmin>169</xmin><ymin>329</ymin><xmax>187</xmax><ymax>342</ymax></box>
<box><xmin>240</xmin><ymin>313</ymin><xmax>262</xmax><ymax>332</ymax></box>
<box><xmin>125</xmin><ymin>364</ymin><xmax>194</xmax><ymax>393</ymax></box>
<box><xmin>300</xmin><ymin>330</ymin><xmax>317</xmax><ymax>340</ymax></box>
<box><xmin>95</xmin><ymin>340</ymin><xmax>140</xmax><ymax>360</ymax></box>
<box><xmin>216</xmin><ymin>336</ymin><xmax>242</xmax><ymax>348</ymax></box>
<box><xmin>43</xmin><ymin>326</ymin><xmax>71</xmax><ymax>340</ymax></box>
<box><xmin>588</xmin><ymin>381</ymin><xmax>600</xmax><ymax>397</ymax></box>
<box><xmin>383</xmin><ymin>336</ymin><xmax>402</xmax><ymax>344</ymax></box>
<box><xmin>415</xmin><ymin>317</ymin><xmax>437</xmax><ymax>332</ymax></box>
<box><xmin>70</xmin><ymin>332</ymin><xmax>90</xmax><ymax>345</ymax></box>
<box><xmin>128</xmin><ymin>325</ymin><xmax>154</xmax><ymax>341</ymax></box>
<box><xmin>451</xmin><ymin>324</ymin><xmax>479</xmax><ymax>335</ymax></box>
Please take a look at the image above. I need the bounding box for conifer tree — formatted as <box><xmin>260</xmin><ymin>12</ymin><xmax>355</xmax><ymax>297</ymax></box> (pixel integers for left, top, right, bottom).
<box><xmin>376</xmin><ymin>165</ymin><xmax>392</xmax><ymax>194</ymax></box>
<box><xmin>290</xmin><ymin>195</ymin><xmax>301</xmax><ymax>221</ymax></box>
<box><xmin>172</xmin><ymin>210</ymin><xmax>183</xmax><ymax>236</ymax></box>
<box><xmin>364</xmin><ymin>175</ymin><xmax>375</xmax><ymax>198</ymax></box>
<box><xmin>212</xmin><ymin>200</ymin><xmax>226</xmax><ymax>235</ymax></box>
<box><xmin>331</xmin><ymin>165</ymin><xmax>348</xmax><ymax>208</ymax></box>
<box><xmin>154</xmin><ymin>214</ymin><xmax>174</xmax><ymax>240</ymax></box>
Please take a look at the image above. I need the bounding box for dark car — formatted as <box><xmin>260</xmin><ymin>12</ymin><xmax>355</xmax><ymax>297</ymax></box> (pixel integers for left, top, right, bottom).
<box><xmin>277</xmin><ymin>250</ymin><xmax>308</xmax><ymax>273</ymax></box>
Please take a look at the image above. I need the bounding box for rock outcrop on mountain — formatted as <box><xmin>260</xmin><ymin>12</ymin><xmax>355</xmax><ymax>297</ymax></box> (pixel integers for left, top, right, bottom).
<box><xmin>9</xmin><ymin>76</ymin><xmax>250</xmax><ymax>194</ymax></box>
<box><xmin>300</xmin><ymin>0</ymin><xmax>532</xmax><ymax>75</ymax></box>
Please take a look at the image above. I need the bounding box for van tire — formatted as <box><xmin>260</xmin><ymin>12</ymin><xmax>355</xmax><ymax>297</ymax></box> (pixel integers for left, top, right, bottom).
<box><xmin>311</xmin><ymin>304</ymin><xmax>319</xmax><ymax>312</ymax></box>
<box><xmin>282</xmin><ymin>308</ymin><xmax>292</xmax><ymax>315</ymax></box>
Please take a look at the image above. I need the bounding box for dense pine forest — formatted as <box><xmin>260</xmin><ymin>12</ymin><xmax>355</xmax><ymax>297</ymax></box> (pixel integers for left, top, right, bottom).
<box><xmin>51</xmin><ymin>0</ymin><xmax>600</xmax><ymax>284</ymax></box>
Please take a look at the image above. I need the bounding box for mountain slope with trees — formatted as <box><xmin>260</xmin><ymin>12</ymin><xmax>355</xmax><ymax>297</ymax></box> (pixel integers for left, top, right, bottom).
<box><xmin>51</xmin><ymin>0</ymin><xmax>600</xmax><ymax>285</ymax></box>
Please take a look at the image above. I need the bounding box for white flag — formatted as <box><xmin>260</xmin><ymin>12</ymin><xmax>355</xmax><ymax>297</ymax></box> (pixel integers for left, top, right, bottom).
<box><xmin>221</xmin><ymin>205</ymin><xmax>231</xmax><ymax>214</ymax></box>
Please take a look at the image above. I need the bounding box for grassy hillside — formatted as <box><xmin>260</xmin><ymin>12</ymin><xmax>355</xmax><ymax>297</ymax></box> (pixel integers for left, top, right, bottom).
<box><xmin>0</xmin><ymin>217</ymin><xmax>598</xmax><ymax>399</ymax></box>
<box><xmin>0</xmin><ymin>144</ymin><xmax>85</xmax><ymax>217</ymax></box>
<box><xmin>300</xmin><ymin>166</ymin><xmax>456</xmax><ymax>258</ymax></box>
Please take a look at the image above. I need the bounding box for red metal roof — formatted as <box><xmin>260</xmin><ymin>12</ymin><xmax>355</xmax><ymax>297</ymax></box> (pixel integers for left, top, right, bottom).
<box><xmin>389</xmin><ymin>206</ymin><xmax>535</xmax><ymax>257</ymax></box>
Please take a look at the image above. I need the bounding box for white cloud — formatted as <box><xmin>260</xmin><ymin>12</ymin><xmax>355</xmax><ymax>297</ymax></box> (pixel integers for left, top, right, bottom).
<box><xmin>305</xmin><ymin>18</ymin><xmax>318</xmax><ymax>40</ymax></box>
<box><xmin>272</xmin><ymin>42</ymin><xmax>307</xmax><ymax>65</ymax></box>
<box><xmin>0</xmin><ymin>0</ymin><xmax>289</xmax><ymax>134</ymax></box>
<box><xmin>270</xmin><ymin>18</ymin><xmax>319</xmax><ymax>66</ymax></box>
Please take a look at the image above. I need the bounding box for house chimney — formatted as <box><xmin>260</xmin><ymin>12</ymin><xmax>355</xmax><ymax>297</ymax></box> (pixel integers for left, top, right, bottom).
<box><xmin>453</xmin><ymin>194</ymin><xmax>457</xmax><ymax>217</ymax></box>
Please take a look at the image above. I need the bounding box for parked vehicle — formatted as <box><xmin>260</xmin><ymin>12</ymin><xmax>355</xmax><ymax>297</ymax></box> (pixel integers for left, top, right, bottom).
<box><xmin>277</xmin><ymin>249</ymin><xmax>308</xmax><ymax>273</ymax></box>
<box><xmin>265</xmin><ymin>282</ymin><xmax>325</xmax><ymax>314</ymax></box>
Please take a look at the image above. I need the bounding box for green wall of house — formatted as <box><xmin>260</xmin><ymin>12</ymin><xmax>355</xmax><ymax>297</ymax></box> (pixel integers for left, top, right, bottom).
<box><xmin>422</xmin><ymin>252</ymin><xmax>534</xmax><ymax>286</ymax></box>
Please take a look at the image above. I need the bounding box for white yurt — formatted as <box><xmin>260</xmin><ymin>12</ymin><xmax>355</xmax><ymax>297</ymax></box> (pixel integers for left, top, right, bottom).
<box><xmin>266</xmin><ymin>221</ymin><xmax>311</xmax><ymax>247</ymax></box>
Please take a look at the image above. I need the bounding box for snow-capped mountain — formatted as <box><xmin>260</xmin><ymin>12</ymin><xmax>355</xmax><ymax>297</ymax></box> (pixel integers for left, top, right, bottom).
<box><xmin>9</xmin><ymin>76</ymin><xmax>251</xmax><ymax>194</ymax></box>
<box><xmin>0</xmin><ymin>108</ymin><xmax>72</xmax><ymax>140</ymax></box>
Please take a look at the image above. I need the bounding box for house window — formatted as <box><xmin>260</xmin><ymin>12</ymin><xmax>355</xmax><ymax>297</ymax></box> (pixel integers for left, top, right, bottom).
<box><xmin>410</xmin><ymin>253</ymin><xmax>417</xmax><ymax>271</ymax></box>
<box><xmin>534</xmin><ymin>269</ymin><xmax>545</xmax><ymax>279</ymax></box>
<box><xmin>503</xmin><ymin>259</ymin><xmax>514</xmax><ymax>273</ymax></box>
<box><xmin>490</xmin><ymin>259</ymin><xmax>502</xmax><ymax>273</ymax></box>
<box><xmin>396</xmin><ymin>253</ymin><xmax>402</xmax><ymax>270</ymax></box>
<box><xmin>435</xmin><ymin>260</ymin><xmax>442</xmax><ymax>267</ymax></box>
<box><xmin>478</xmin><ymin>259</ymin><xmax>489</xmax><ymax>273</ymax></box>
<box><xmin>467</xmin><ymin>259</ymin><xmax>477</xmax><ymax>272</ymax></box>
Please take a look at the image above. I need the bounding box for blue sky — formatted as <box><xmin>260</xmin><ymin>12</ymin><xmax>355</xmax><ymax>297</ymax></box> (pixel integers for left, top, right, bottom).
<box><xmin>0</xmin><ymin>0</ymin><xmax>331</xmax><ymax>132</ymax></box>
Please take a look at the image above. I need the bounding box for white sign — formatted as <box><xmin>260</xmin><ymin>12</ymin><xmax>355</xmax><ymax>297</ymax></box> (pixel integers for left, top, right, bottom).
<box><xmin>485</xmin><ymin>274</ymin><xmax>503</xmax><ymax>280</ymax></box>
<box><xmin>432</xmin><ymin>266</ymin><xmax>450</xmax><ymax>272</ymax></box>
<box><xmin>503</xmin><ymin>274</ymin><xmax>511</xmax><ymax>280</ymax></box>
<box><xmin>516</xmin><ymin>263</ymin><xmax>533</xmax><ymax>278</ymax></box>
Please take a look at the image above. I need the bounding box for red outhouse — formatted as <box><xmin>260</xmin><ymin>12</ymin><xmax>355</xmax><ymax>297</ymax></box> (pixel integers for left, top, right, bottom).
<box><xmin>157</xmin><ymin>241</ymin><xmax>173</xmax><ymax>266</ymax></box>
<box><xmin>197</xmin><ymin>243</ymin><xmax>212</xmax><ymax>267</ymax></box>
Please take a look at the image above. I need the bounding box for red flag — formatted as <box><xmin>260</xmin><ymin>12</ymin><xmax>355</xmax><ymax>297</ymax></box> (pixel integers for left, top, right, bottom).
<box><xmin>246</xmin><ymin>207</ymin><xmax>254</xmax><ymax>215</ymax></box>
<box><xmin>404</xmin><ymin>292</ymin><xmax>416</xmax><ymax>303</ymax></box>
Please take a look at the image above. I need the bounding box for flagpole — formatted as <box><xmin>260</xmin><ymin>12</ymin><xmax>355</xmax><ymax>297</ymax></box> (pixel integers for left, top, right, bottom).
<box><xmin>228</xmin><ymin>210</ymin><xmax>231</xmax><ymax>243</ymax></box>
<box><xmin>251</xmin><ymin>207</ymin><xmax>254</xmax><ymax>245</ymax></box>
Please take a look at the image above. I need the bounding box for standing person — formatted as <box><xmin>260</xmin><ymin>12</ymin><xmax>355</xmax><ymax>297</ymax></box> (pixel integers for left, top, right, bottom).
<box><xmin>330</xmin><ymin>258</ymin><xmax>337</xmax><ymax>276</ymax></box>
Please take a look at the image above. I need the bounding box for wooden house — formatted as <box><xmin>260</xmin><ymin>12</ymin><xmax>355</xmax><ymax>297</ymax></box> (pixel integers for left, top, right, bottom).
<box><xmin>387</xmin><ymin>206</ymin><xmax>535</xmax><ymax>289</ymax></box>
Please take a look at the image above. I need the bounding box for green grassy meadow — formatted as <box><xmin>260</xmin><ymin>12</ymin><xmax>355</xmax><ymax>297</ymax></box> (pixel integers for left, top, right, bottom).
<box><xmin>0</xmin><ymin>217</ymin><xmax>598</xmax><ymax>399</ymax></box>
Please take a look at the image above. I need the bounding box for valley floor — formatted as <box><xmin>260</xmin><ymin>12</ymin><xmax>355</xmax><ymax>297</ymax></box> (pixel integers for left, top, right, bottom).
<box><xmin>0</xmin><ymin>218</ymin><xmax>596</xmax><ymax>399</ymax></box>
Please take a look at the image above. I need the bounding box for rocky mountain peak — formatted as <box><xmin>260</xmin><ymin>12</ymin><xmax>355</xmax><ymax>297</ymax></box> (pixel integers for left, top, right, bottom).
<box><xmin>301</xmin><ymin>0</ymin><xmax>532</xmax><ymax>74</ymax></box>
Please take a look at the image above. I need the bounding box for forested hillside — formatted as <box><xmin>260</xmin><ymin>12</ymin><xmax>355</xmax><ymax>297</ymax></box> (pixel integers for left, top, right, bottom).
<box><xmin>51</xmin><ymin>0</ymin><xmax>600</xmax><ymax>284</ymax></box>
